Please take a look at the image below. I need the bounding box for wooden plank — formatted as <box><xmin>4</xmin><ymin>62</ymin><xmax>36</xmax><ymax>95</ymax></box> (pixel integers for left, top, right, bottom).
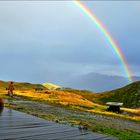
<box><xmin>66</xmin><ymin>133</ymin><xmax>116</xmax><ymax>140</ymax></box>
<box><xmin>50</xmin><ymin>132</ymin><xmax>116</xmax><ymax>140</ymax></box>
<box><xmin>0</xmin><ymin>127</ymin><xmax>79</xmax><ymax>139</ymax></box>
<box><xmin>0</xmin><ymin>124</ymin><xmax>76</xmax><ymax>134</ymax></box>
<box><xmin>15</xmin><ymin>129</ymin><xmax>86</xmax><ymax>140</ymax></box>
<box><xmin>0</xmin><ymin>121</ymin><xmax>55</xmax><ymax>128</ymax></box>
<box><xmin>0</xmin><ymin>107</ymin><xmax>117</xmax><ymax>140</ymax></box>
<box><xmin>44</xmin><ymin>131</ymin><xmax>90</xmax><ymax>139</ymax></box>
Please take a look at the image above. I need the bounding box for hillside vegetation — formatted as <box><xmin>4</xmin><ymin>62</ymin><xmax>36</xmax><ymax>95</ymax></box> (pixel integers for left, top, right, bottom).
<box><xmin>0</xmin><ymin>80</ymin><xmax>139</xmax><ymax>121</ymax></box>
<box><xmin>62</xmin><ymin>88</ymin><xmax>100</xmax><ymax>103</ymax></box>
<box><xmin>0</xmin><ymin>80</ymin><xmax>46</xmax><ymax>90</ymax></box>
<box><xmin>42</xmin><ymin>82</ymin><xmax>61</xmax><ymax>90</ymax></box>
<box><xmin>62</xmin><ymin>82</ymin><xmax>140</xmax><ymax>109</ymax></box>
<box><xmin>98</xmin><ymin>81</ymin><xmax>140</xmax><ymax>108</ymax></box>
<box><xmin>1</xmin><ymin>80</ymin><xmax>140</xmax><ymax>109</ymax></box>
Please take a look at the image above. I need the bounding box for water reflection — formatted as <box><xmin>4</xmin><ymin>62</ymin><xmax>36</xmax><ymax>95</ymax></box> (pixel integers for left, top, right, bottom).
<box><xmin>0</xmin><ymin>98</ymin><xmax>4</xmax><ymax>116</ymax></box>
<box><xmin>8</xmin><ymin>107</ymin><xmax>13</xmax><ymax>117</ymax></box>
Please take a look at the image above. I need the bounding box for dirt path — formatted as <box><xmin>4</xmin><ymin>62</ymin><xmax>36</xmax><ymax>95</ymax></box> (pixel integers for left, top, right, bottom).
<box><xmin>6</xmin><ymin>96</ymin><xmax>140</xmax><ymax>134</ymax></box>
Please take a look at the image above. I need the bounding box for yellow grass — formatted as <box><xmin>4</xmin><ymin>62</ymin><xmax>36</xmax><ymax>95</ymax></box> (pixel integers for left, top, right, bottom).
<box><xmin>14</xmin><ymin>90</ymin><xmax>95</xmax><ymax>107</ymax></box>
<box><xmin>122</xmin><ymin>108</ymin><xmax>140</xmax><ymax>115</ymax></box>
<box><xmin>42</xmin><ymin>82</ymin><xmax>61</xmax><ymax>90</ymax></box>
<box><xmin>1</xmin><ymin>89</ymin><xmax>140</xmax><ymax>122</ymax></box>
<box><xmin>88</xmin><ymin>109</ymin><xmax>140</xmax><ymax>122</ymax></box>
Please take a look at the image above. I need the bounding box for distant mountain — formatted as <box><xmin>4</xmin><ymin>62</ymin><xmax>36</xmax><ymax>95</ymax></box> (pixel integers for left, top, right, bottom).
<box><xmin>98</xmin><ymin>81</ymin><xmax>140</xmax><ymax>108</ymax></box>
<box><xmin>42</xmin><ymin>82</ymin><xmax>61</xmax><ymax>90</ymax></box>
<box><xmin>65</xmin><ymin>73</ymin><xmax>130</xmax><ymax>92</ymax></box>
<box><xmin>132</xmin><ymin>76</ymin><xmax>140</xmax><ymax>81</ymax></box>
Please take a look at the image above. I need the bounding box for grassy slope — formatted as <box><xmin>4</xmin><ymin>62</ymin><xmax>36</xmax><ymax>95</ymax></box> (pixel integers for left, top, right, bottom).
<box><xmin>42</xmin><ymin>82</ymin><xmax>61</xmax><ymax>90</ymax></box>
<box><xmin>98</xmin><ymin>81</ymin><xmax>140</xmax><ymax>108</ymax></box>
<box><xmin>64</xmin><ymin>81</ymin><xmax>140</xmax><ymax>108</ymax></box>
<box><xmin>1</xmin><ymin>80</ymin><xmax>140</xmax><ymax>109</ymax></box>
<box><xmin>0</xmin><ymin>80</ymin><xmax>46</xmax><ymax>90</ymax></box>
<box><xmin>62</xmin><ymin>88</ymin><xmax>100</xmax><ymax>103</ymax></box>
<box><xmin>11</xmin><ymin>88</ymin><xmax>140</xmax><ymax>122</ymax></box>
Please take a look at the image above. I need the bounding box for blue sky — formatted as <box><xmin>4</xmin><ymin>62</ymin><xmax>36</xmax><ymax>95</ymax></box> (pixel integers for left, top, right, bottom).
<box><xmin>0</xmin><ymin>1</ymin><xmax>140</xmax><ymax>86</ymax></box>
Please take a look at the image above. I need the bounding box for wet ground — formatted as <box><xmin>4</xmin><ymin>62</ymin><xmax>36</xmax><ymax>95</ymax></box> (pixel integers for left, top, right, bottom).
<box><xmin>5</xmin><ymin>96</ymin><xmax>140</xmax><ymax>134</ymax></box>
<box><xmin>0</xmin><ymin>107</ymin><xmax>117</xmax><ymax>140</ymax></box>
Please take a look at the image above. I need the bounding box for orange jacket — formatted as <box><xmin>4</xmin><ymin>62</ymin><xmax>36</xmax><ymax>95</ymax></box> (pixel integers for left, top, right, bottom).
<box><xmin>8</xmin><ymin>84</ymin><xmax>15</xmax><ymax>91</ymax></box>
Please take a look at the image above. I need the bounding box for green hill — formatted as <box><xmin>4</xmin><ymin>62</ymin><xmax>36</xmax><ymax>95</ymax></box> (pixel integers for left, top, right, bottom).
<box><xmin>42</xmin><ymin>82</ymin><xmax>61</xmax><ymax>90</ymax></box>
<box><xmin>1</xmin><ymin>80</ymin><xmax>140</xmax><ymax>108</ymax></box>
<box><xmin>98</xmin><ymin>81</ymin><xmax>140</xmax><ymax>108</ymax></box>
<box><xmin>0</xmin><ymin>80</ymin><xmax>46</xmax><ymax>90</ymax></box>
<box><xmin>62</xmin><ymin>82</ymin><xmax>140</xmax><ymax>108</ymax></box>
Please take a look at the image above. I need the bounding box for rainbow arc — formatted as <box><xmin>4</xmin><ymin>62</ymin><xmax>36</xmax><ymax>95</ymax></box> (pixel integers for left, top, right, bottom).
<box><xmin>74</xmin><ymin>1</ymin><xmax>134</xmax><ymax>82</ymax></box>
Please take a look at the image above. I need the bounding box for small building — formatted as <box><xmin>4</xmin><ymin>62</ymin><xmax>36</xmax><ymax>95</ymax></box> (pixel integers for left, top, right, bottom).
<box><xmin>106</xmin><ymin>102</ymin><xmax>123</xmax><ymax>113</ymax></box>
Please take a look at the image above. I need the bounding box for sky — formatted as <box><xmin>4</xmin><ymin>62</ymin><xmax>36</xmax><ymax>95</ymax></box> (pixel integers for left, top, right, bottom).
<box><xmin>0</xmin><ymin>1</ymin><xmax>140</xmax><ymax>87</ymax></box>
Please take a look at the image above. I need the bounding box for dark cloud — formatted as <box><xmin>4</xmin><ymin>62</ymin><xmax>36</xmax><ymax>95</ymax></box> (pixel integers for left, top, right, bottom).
<box><xmin>0</xmin><ymin>1</ymin><xmax>139</xmax><ymax>90</ymax></box>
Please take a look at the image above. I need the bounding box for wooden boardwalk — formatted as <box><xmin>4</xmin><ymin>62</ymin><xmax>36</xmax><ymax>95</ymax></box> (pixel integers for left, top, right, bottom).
<box><xmin>0</xmin><ymin>107</ymin><xmax>117</xmax><ymax>140</ymax></box>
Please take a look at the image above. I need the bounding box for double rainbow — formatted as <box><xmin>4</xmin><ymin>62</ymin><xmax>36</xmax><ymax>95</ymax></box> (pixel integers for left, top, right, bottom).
<box><xmin>74</xmin><ymin>1</ymin><xmax>134</xmax><ymax>82</ymax></box>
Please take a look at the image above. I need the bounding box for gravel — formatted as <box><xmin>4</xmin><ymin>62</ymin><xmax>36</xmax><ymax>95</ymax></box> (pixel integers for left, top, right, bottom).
<box><xmin>6</xmin><ymin>96</ymin><xmax>140</xmax><ymax>133</ymax></box>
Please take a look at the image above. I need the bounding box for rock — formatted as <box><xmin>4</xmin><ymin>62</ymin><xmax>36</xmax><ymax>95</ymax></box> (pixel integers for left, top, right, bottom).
<box><xmin>78</xmin><ymin>125</ymin><xmax>84</xmax><ymax>130</ymax></box>
<box><xmin>78</xmin><ymin>125</ymin><xmax>88</xmax><ymax>131</ymax></box>
<box><xmin>55</xmin><ymin>119</ymin><xmax>59</xmax><ymax>123</ymax></box>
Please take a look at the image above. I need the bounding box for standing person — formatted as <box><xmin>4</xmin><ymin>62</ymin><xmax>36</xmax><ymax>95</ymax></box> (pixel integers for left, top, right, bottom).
<box><xmin>7</xmin><ymin>82</ymin><xmax>15</xmax><ymax>97</ymax></box>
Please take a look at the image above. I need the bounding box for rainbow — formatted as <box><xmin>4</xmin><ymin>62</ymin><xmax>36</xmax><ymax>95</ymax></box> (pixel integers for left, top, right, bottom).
<box><xmin>74</xmin><ymin>1</ymin><xmax>134</xmax><ymax>82</ymax></box>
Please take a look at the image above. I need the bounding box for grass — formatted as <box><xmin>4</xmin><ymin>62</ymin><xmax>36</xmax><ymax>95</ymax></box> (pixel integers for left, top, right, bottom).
<box><xmin>0</xmin><ymin>80</ymin><xmax>46</xmax><ymax>90</ymax></box>
<box><xmin>1</xmin><ymin>89</ymin><xmax>140</xmax><ymax>122</ymax></box>
<box><xmin>14</xmin><ymin>89</ymin><xmax>96</xmax><ymax>108</ymax></box>
<box><xmin>98</xmin><ymin>81</ymin><xmax>140</xmax><ymax>108</ymax></box>
<box><xmin>42</xmin><ymin>82</ymin><xmax>61</xmax><ymax>90</ymax></box>
<box><xmin>91</xmin><ymin>125</ymin><xmax>140</xmax><ymax>140</ymax></box>
<box><xmin>1</xmin><ymin>87</ymin><xmax>140</xmax><ymax>139</ymax></box>
<box><xmin>1</xmin><ymin>88</ymin><xmax>140</xmax><ymax>123</ymax></box>
<box><xmin>7</xmin><ymin>98</ymin><xmax>140</xmax><ymax>140</ymax></box>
